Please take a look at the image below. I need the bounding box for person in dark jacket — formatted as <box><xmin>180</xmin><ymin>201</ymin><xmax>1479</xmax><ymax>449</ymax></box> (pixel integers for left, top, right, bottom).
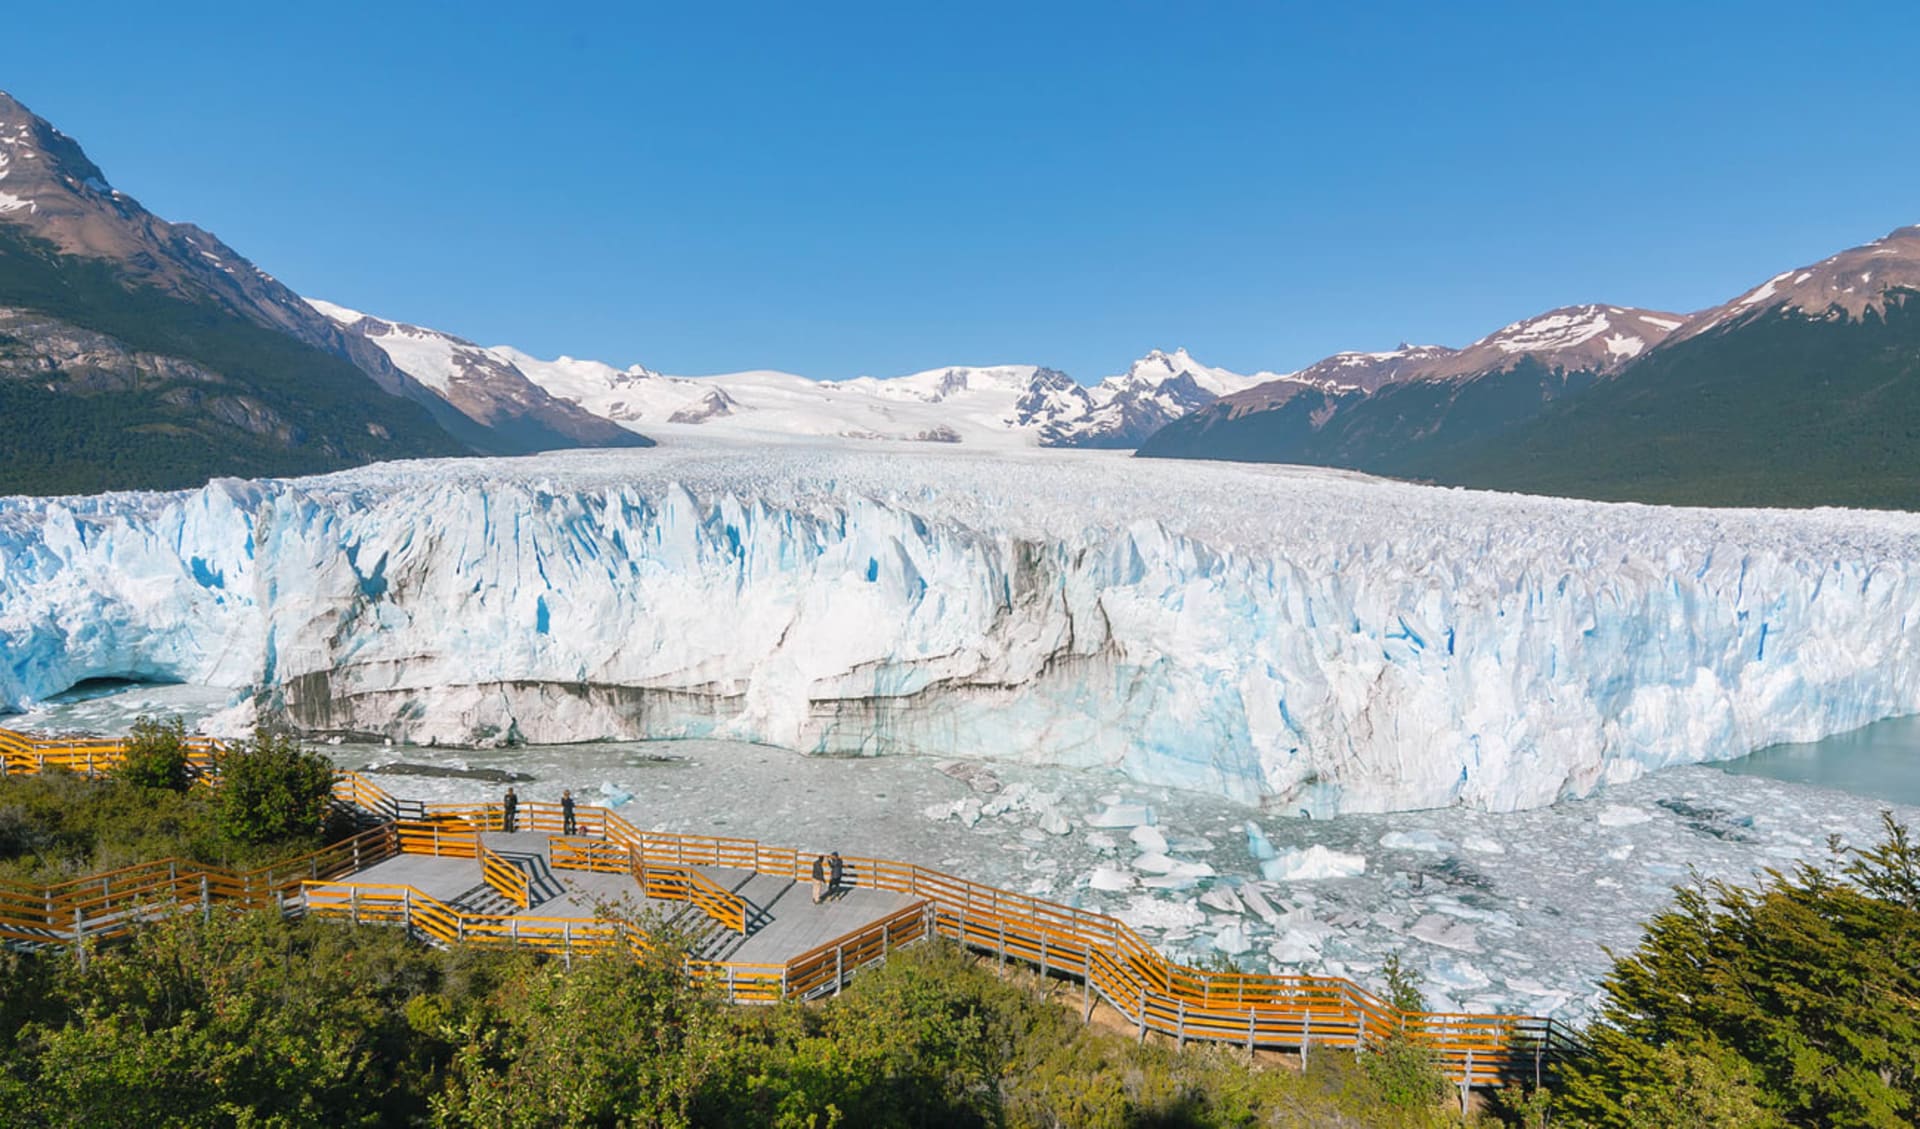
<box><xmin>810</xmin><ymin>853</ymin><xmax>827</xmax><ymax>904</ymax></box>
<box><xmin>827</xmin><ymin>851</ymin><xmax>844</xmax><ymax>900</ymax></box>
<box><xmin>502</xmin><ymin>787</ymin><xmax>518</xmax><ymax>833</ymax></box>
<box><xmin>560</xmin><ymin>789</ymin><xmax>576</xmax><ymax>835</ymax></box>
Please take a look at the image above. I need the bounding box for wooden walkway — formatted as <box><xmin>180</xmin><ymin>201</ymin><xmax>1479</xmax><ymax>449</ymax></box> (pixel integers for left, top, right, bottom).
<box><xmin>0</xmin><ymin>725</ymin><xmax>1572</xmax><ymax>1090</ymax></box>
<box><xmin>348</xmin><ymin>830</ymin><xmax>922</xmax><ymax>963</ymax></box>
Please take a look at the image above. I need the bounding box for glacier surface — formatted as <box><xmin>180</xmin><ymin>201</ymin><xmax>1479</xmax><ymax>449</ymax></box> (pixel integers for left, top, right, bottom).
<box><xmin>3</xmin><ymin>437</ymin><xmax>1919</xmax><ymax>815</ymax></box>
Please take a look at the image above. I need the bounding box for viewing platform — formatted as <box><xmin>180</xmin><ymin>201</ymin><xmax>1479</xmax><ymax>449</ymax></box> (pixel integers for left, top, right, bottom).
<box><xmin>0</xmin><ymin>726</ymin><xmax>1570</xmax><ymax>1090</ymax></box>
<box><xmin>347</xmin><ymin>829</ymin><xmax>922</xmax><ymax>965</ymax></box>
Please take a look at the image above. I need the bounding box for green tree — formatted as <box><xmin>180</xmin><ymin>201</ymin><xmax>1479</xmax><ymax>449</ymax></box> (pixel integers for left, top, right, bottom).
<box><xmin>213</xmin><ymin>727</ymin><xmax>334</xmax><ymax>846</ymax></box>
<box><xmin>1362</xmin><ymin>953</ymin><xmax>1450</xmax><ymax>1109</ymax></box>
<box><xmin>1557</xmin><ymin>813</ymin><xmax>1920</xmax><ymax>1128</ymax></box>
<box><xmin>113</xmin><ymin>714</ymin><xmax>191</xmax><ymax>792</ymax></box>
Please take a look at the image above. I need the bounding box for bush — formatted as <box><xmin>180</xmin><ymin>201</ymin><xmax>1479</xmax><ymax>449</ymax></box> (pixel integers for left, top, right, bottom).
<box><xmin>1556</xmin><ymin>813</ymin><xmax>1920</xmax><ymax>1127</ymax></box>
<box><xmin>214</xmin><ymin>727</ymin><xmax>334</xmax><ymax>846</ymax></box>
<box><xmin>113</xmin><ymin>714</ymin><xmax>191</xmax><ymax>792</ymax></box>
<box><xmin>1361</xmin><ymin>953</ymin><xmax>1450</xmax><ymax>1109</ymax></box>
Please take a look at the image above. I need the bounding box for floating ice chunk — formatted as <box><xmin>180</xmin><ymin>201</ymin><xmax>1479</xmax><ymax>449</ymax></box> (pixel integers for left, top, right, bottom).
<box><xmin>1262</xmin><ymin>844</ymin><xmax>1367</xmax><ymax>881</ymax></box>
<box><xmin>1019</xmin><ymin>827</ymin><xmax>1047</xmax><ymax>843</ymax></box>
<box><xmin>1238</xmin><ymin>883</ymin><xmax>1283</xmax><ymax>924</ymax></box>
<box><xmin>597</xmin><ymin>782</ymin><xmax>634</xmax><ymax>808</ymax></box>
<box><xmin>1113</xmin><ymin>895</ymin><xmax>1206</xmax><ymax>932</ymax></box>
<box><xmin>1083</xmin><ymin>831</ymin><xmax>1119</xmax><ymax>854</ymax></box>
<box><xmin>1129</xmin><ymin>825</ymin><xmax>1169</xmax><ymax>853</ymax></box>
<box><xmin>1380</xmin><ymin>830</ymin><xmax>1455</xmax><ymax>853</ymax></box>
<box><xmin>1461</xmin><ymin>835</ymin><xmax>1506</xmax><ymax>855</ymax></box>
<box><xmin>1088</xmin><ymin>867</ymin><xmax>1134</xmax><ymax>892</ymax></box>
<box><xmin>1140</xmin><ymin>874</ymin><xmax>1202</xmax><ymax>891</ymax></box>
<box><xmin>1167</xmin><ymin>835</ymin><xmax>1215</xmax><ymax>853</ymax></box>
<box><xmin>1199</xmin><ymin>886</ymin><xmax>1245</xmax><ymax>914</ymax></box>
<box><xmin>1038</xmin><ymin>809</ymin><xmax>1071</xmax><ymax>836</ymax></box>
<box><xmin>1133</xmin><ymin>851</ymin><xmax>1178</xmax><ymax>874</ymax></box>
<box><xmin>1427</xmin><ymin>956</ymin><xmax>1492</xmax><ymax>992</ymax></box>
<box><xmin>1213</xmin><ymin>924</ymin><xmax>1254</xmax><ymax>956</ymax></box>
<box><xmin>1243</xmin><ymin>821</ymin><xmax>1278</xmax><ymax>861</ymax></box>
<box><xmin>1087</xmin><ymin>803</ymin><xmax>1155</xmax><ymax>829</ymax></box>
<box><xmin>1411</xmin><ymin>914</ymin><xmax>1483</xmax><ymax>953</ymax></box>
<box><xmin>1607</xmin><ymin>843</ymin><xmax>1635</xmax><ymax>860</ymax></box>
<box><xmin>1268</xmin><ymin>929</ymin><xmax>1323</xmax><ymax>963</ymax></box>
<box><xmin>1168</xmin><ymin>859</ymin><xmax>1217</xmax><ymax>880</ymax></box>
<box><xmin>1597</xmin><ymin>804</ymin><xmax>1653</xmax><ymax>827</ymax></box>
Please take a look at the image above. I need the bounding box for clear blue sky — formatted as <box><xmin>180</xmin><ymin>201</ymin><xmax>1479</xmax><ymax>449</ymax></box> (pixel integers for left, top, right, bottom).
<box><xmin>9</xmin><ymin>1</ymin><xmax>1918</xmax><ymax>381</ymax></box>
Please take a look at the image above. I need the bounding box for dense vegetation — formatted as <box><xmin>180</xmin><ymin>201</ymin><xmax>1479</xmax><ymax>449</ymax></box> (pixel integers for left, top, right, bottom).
<box><xmin>1136</xmin><ymin>357</ymin><xmax>1597</xmax><ymax>478</ymax></box>
<box><xmin>0</xmin><ymin>228</ymin><xmax>464</xmax><ymax>496</ymax></box>
<box><xmin>0</xmin><ymin>722</ymin><xmax>340</xmax><ymax>882</ymax></box>
<box><xmin>1427</xmin><ymin>296</ymin><xmax>1920</xmax><ymax>509</ymax></box>
<box><xmin>6</xmin><ymin>726</ymin><xmax>1917</xmax><ymax>1126</ymax></box>
<box><xmin>1138</xmin><ymin>295</ymin><xmax>1920</xmax><ymax>511</ymax></box>
<box><xmin>0</xmin><ymin>917</ymin><xmax>1487</xmax><ymax>1129</ymax></box>
<box><xmin>1552</xmin><ymin>813</ymin><xmax>1920</xmax><ymax>1127</ymax></box>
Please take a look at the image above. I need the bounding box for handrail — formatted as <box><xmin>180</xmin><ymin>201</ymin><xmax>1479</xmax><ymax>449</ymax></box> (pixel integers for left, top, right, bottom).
<box><xmin>478</xmin><ymin>842</ymin><xmax>532</xmax><ymax>910</ymax></box>
<box><xmin>0</xmin><ymin>824</ymin><xmax>397</xmax><ymax>943</ymax></box>
<box><xmin>631</xmin><ymin>857</ymin><xmax>747</xmax><ymax>934</ymax></box>
<box><xmin>0</xmin><ymin>724</ymin><xmax>1570</xmax><ymax>1086</ymax></box>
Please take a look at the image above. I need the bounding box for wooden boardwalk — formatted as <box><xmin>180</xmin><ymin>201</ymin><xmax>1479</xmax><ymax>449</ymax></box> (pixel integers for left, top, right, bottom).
<box><xmin>0</xmin><ymin>725</ymin><xmax>1573</xmax><ymax>1091</ymax></box>
<box><xmin>349</xmin><ymin>831</ymin><xmax>921</xmax><ymax>963</ymax></box>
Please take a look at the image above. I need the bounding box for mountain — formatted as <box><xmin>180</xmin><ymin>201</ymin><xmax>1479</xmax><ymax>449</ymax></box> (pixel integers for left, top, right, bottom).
<box><xmin>1423</xmin><ymin>226</ymin><xmax>1920</xmax><ymax>508</ymax></box>
<box><xmin>1137</xmin><ymin>305</ymin><xmax>1683</xmax><ymax>472</ymax></box>
<box><xmin>306</xmin><ymin>300</ymin><xmax>650</xmax><ymax>453</ymax></box>
<box><xmin>1059</xmin><ymin>348</ymin><xmax>1275</xmax><ymax>448</ymax></box>
<box><xmin>0</xmin><ymin>93</ymin><xmax>484</xmax><ymax>494</ymax></box>
<box><xmin>0</xmin><ymin>91</ymin><xmax>651</xmax><ymax>496</ymax></box>
<box><xmin>324</xmin><ymin>299</ymin><xmax>1266</xmax><ymax>449</ymax></box>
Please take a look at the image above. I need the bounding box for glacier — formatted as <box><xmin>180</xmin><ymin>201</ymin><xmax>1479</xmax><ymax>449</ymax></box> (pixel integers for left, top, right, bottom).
<box><xmin>3</xmin><ymin>437</ymin><xmax>1919</xmax><ymax>815</ymax></box>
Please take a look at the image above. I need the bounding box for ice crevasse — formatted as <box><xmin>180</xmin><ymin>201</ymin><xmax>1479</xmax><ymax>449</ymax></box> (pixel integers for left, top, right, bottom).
<box><xmin>2</xmin><ymin>442</ymin><xmax>1918</xmax><ymax>816</ymax></box>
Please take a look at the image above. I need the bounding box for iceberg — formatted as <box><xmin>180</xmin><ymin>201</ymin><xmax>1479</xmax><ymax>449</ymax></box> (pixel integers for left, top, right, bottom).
<box><xmin>2</xmin><ymin>441</ymin><xmax>1918</xmax><ymax>815</ymax></box>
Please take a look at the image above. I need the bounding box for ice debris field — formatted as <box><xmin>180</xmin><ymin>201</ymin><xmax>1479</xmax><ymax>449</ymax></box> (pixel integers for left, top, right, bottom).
<box><xmin>22</xmin><ymin>679</ymin><xmax>1899</xmax><ymax>1027</ymax></box>
<box><xmin>4</xmin><ymin>436</ymin><xmax>1920</xmax><ymax>816</ymax></box>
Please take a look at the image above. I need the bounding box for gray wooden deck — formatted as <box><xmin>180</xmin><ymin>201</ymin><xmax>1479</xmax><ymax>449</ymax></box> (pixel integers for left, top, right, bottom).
<box><xmin>341</xmin><ymin>831</ymin><xmax>922</xmax><ymax>966</ymax></box>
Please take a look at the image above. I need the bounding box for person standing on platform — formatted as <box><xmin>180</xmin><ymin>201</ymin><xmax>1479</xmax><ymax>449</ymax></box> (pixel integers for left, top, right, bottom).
<box><xmin>828</xmin><ymin>850</ymin><xmax>844</xmax><ymax>901</ymax></box>
<box><xmin>561</xmin><ymin>788</ymin><xmax>577</xmax><ymax>835</ymax></box>
<box><xmin>810</xmin><ymin>853</ymin><xmax>827</xmax><ymax>904</ymax></box>
<box><xmin>503</xmin><ymin>786</ymin><xmax>518</xmax><ymax>833</ymax></box>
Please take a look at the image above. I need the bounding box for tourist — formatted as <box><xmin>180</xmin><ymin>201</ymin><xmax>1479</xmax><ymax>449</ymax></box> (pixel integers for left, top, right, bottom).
<box><xmin>503</xmin><ymin>786</ymin><xmax>518</xmax><ymax>833</ymax></box>
<box><xmin>810</xmin><ymin>853</ymin><xmax>827</xmax><ymax>904</ymax></box>
<box><xmin>828</xmin><ymin>850</ymin><xmax>844</xmax><ymax>900</ymax></box>
<box><xmin>561</xmin><ymin>788</ymin><xmax>576</xmax><ymax>835</ymax></box>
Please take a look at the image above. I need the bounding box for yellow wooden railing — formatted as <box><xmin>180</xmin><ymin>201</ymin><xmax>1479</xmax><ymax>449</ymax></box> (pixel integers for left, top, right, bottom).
<box><xmin>478</xmin><ymin>842</ymin><xmax>532</xmax><ymax>910</ymax></box>
<box><xmin>0</xmin><ymin>824</ymin><xmax>397</xmax><ymax>947</ymax></box>
<box><xmin>0</xmin><ymin>725</ymin><xmax>1565</xmax><ymax>1086</ymax></box>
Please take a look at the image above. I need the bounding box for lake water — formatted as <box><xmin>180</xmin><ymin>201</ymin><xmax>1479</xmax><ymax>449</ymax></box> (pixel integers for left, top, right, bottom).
<box><xmin>1718</xmin><ymin>713</ymin><xmax>1920</xmax><ymax>807</ymax></box>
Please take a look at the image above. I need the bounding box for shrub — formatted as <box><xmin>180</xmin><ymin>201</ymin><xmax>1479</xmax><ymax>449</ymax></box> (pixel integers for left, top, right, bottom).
<box><xmin>113</xmin><ymin>714</ymin><xmax>191</xmax><ymax>792</ymax></box>
<box><xmin>214</xmin><ymin>727</ymin><xmax>334</xmax><ymax>846</ymax></box>
<box><xmin>1363</xmin><ymin>953</ymin><xmax>1450</xmax><ymax>1109</ymax></box>
<box><xmin>1556</xmin><ymin>813</ymin><xmax>1920</xmax><ymax>1127</ymax></box>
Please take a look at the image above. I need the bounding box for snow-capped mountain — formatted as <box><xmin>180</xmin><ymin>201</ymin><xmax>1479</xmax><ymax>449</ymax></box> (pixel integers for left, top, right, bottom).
<box><xmin>1421</xmin><ymin>224</ymin><xmax>1920</xmax><ymax>508</ymax></box>
<box><xmin>1138</xmin><ymin>304</ymin><xmax>1684</xmax><ymax>469</ymax></box>
<box><xmin>1665</xmin><ymin>224</ymin><xmax>1920</xmax><ymax>343</ymax></box>
<box><xmin>314</xmin><ymin>297</ymin><xmax>1265</xmax><ymax>449</ymax></box>
<box><xmin>307</xmin><ymin>300</ymin><xmax>649</xmax><ymax>453</ymax></box>
<box><xmin>1059</xmin><ymin>349</ymin><xmax>1278</xmax><ymax>448</ymax></box>
<box><xmin>0</xmin><ymin>91</ymin><xmax>413</xmax><ymax>393</ymax></box>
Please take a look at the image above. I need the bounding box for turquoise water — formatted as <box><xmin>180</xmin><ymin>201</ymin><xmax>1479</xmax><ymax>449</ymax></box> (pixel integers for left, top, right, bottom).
<box><xmin>1718</xmin><ymin>714</ymin><xmax>1920</xmax><ymax>806</ymax></box>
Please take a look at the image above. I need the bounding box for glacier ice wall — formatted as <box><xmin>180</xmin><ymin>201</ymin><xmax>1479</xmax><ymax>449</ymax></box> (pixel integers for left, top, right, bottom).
<box><xmin>3</xmin><ymin>442</ymin><xmax>1919</xmax><ymax>815</ymax></box>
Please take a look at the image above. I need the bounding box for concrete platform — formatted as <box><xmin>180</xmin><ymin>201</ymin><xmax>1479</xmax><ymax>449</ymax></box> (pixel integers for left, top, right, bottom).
<box><xmin>343</xmin><ymin>831</ymin><xmax>922</xmax><ymax>965</ymax></box>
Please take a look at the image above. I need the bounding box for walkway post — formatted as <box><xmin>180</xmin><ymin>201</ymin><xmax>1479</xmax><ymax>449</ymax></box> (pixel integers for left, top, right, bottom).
<box><xmin>200</xmin><ymin>875</ymin><xmax>210</xmax><ymax>923</ymax></box>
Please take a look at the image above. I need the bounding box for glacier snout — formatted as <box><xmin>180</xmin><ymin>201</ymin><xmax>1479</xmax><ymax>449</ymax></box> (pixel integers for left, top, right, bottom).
<box><xmin>2</xmin><ymin>447</ymin><xmax>1917</xmax><ymax>815</ymax></box>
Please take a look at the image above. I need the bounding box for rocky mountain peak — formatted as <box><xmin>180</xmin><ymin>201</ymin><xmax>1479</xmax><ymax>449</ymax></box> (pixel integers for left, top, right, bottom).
<box><xmin>1670</xmin><ymin>224</ymin><xmax>1920</xmax><ymax>344</ymax></box>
